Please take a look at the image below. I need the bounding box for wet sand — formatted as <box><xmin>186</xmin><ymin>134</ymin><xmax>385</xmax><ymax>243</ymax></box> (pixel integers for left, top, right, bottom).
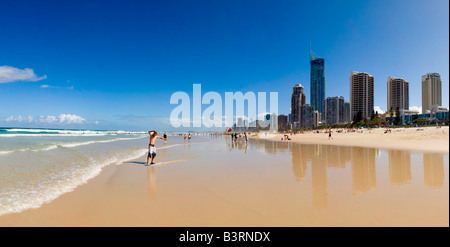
<box><xmin>0</xmin><ymin>136</ymin><xmax>448</xmax><ymax>226</ymax></box>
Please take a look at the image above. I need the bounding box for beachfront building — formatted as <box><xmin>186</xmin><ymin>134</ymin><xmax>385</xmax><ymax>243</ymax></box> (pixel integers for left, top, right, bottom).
<box><xmin>344</xmin><ymin>101</ymin><xmax>351</xmax><ymax>123</ymax></box>
<box><xmin>350</xmin><ymin>71</ymin><xmax>374</xmax><ymax>120</ymax></box>
<box><xmin>314</xmin><ymin>110</ymin><xmax>321</xmax><ymax>127</ymax></box>
<box><xmin>398</xmin><ymin>108</ymin><xmax>449</xmax><ymax>125</ymax></box>
<box><xmin>387</xmin><ymin>77</ymin><xmax>409</xmax><ymax>112</ymax></box>
<box><xmin>291</xmin><ymin>84</ymin><xmax>306</xmax><ymax>127</ymax></box>
<box><xmin>422</xmin><ymin>73</ymin><xmax>442</xmax><ymax>114</ymax></box>
<box><xmin>310</xmin><ymin>49</ymin><xmax>325</xmax><ymax>114</ymax></box>
<box><xmin>300</xmin><ymin>104</ymin><xmax>315</xmax><ymax>128</ymax></box>
<box><xmin>323</xmin><ymin>96</ymin><xmax>345</xmax><ymax>124</ymax></box>
<box><xmin>278</xmin><ymin>114</ymin><xmax>288</xmax><ymax>130</ymax></box>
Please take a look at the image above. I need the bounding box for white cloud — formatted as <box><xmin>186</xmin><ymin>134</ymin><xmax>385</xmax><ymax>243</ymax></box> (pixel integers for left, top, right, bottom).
<box><xmin>40</xmin><ymin>84</ymin><xmax>74</xmax><ymax>90</ymax></box>
<box><xmin>374</xmin><ymin>106</ymin><xmax>385</xmax><ymax>114</ymax></box>
<box><xmin>0</xmin><ymin>65</ymin><xmax>47</xmax><ymax>83</ymax></box>
<box><xmin>58</xmin><ymin>114</ymin><xmax>86</xmax><ymax>124</ymax></box>
<box><xmin>409</xmin><ymin>106</ymin><xmax>422</xmax><ymax>113</ymax></box>
<box><xmin>6</xmin><ymin>115</ymin><xmax>34</xmax><ymax>123</ymax></box>
<box><xmin>40</xmin><ymin>84</ymin><xmax>59</xmax><ymax>89</ymax></box>
<box><xmin>39</xmin><ymin>115</ymin><xmax>58</xmax><ymax>124</ymax></box>
<box><xmin>7</xmin><ymin>114</ymin><xmax>86</xmax><ymax>125</ymax></box>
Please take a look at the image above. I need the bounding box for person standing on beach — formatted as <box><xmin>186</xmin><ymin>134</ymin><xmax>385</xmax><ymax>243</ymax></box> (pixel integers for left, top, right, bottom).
<box><xmin>147</xmin><ymin>130</ymin><xmax>166</xmax><ymax>165</ymax></box>
<box><xmin>188</xmin><ymin>133</ymin><xmax>192</xmax><ymax>141</ymax></box>
<box><xmin>328</xmin><ymin>129</ymin><xmax>333</xmax><ymax>140</ymax></box>
<box><xmin>163</xmin><ymin>132</ymin><xmax>168</xmax><ymax>143</ymax></box>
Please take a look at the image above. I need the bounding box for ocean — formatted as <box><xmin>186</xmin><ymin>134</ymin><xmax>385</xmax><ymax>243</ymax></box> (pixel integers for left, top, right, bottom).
<box><xmin>0</xmin><ymin>127</ymin><xmax>159</xmax><ymax>216</ymax></box>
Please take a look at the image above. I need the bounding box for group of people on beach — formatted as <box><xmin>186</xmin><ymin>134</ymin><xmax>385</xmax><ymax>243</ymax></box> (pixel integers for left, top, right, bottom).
<box><xmin>230</xmin><ymin>132</ymin><xmax>248</xmax><ymax>142</ymax></box>
<box><xmin>183</xmin><ymin>133</ymin><xmax>192</xmax><ymax>142</ymax></box>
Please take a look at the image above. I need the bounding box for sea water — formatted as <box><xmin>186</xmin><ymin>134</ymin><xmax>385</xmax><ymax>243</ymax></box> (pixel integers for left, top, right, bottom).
<box><xmin>0</xmin><ymin>128</ymin><xmax>173</xmax><ymax>215</ymax></box>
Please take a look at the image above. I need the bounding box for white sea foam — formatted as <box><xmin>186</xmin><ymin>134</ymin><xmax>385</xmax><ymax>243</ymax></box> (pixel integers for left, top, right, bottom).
<box><xmin>60</xmin><ymin>136</ymin><xmax>146</xmax><ymax>148</ymax></box>
<box><xmin>0</xmin><ymin>136</ymin><xmax>146</xmax><ymax>156</ymax></box>
<box><xmin>0</xmin><ymin>133</ymin><xmax>108</xmax><ymax>137</ymax></box>
<box><xmin>0</xmin><ymin>139</ymin><xmax>186</xmax><ymax>216</ymax></box>
<box><xmin>0</xmin><ymin>148</ymin><xmax>147</xmax><ymax>216</ymax></box>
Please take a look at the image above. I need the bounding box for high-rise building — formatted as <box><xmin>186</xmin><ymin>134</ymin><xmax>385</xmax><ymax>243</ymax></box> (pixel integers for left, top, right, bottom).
<box><xmin>314</xmin><ymin>110</ymin><xmax>321</xmax><ymax>127</ymax></box>
<box><xmin>300</xmin><ymin>104</ymin><xmax>315</xmax><ymax>128</ymax></box>
<box><xmin>323</xmin><ymin>96</ymin><xmax>345</xmax><ymax>124</ymax></box>
<box><xmin>291</xmin><ymin>84</ymin><xmax>306</xmax><ymax>125</ymax></box>
<box><xmin>350</xmin><ymin>71</ymin><xmax>374</xmax><ymax>120</ymax></box>
<box><xmin>422</xmin><ymin>73</ymin><xmax>442</xmax><ymax>114</ymax></box>
<box><xmin>310</xmin><ymin>50</ymin><xmax>325</xmax><ymax>114</ymax></box>
<box><xmin>344</xmin><ymin>101</ymin><xmax>351</xmax><ymax>123</ymax></box>
<box><xmin>387</xmin><ymin>77</ymin><xmax>409</xmax><ymax>112</ymax></box>
<box><xmin>278</xmin><ymin>114</ymin><xmax>288</xmax><ymax>130</ymax></box>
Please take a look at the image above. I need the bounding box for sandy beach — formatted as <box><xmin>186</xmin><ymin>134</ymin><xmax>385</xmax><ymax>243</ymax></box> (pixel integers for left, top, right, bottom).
<box><xmin>252</xmin><ymin>126</ymin><xmax>449</xmax><ymax>153</ymax></box>
<box><xmin>0</xmin><ymin>131</ymin><xmax>448</xmax><ymax>227</ymax></box>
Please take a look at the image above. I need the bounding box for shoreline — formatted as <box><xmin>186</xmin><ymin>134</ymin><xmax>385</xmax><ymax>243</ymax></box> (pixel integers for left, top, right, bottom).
<box><xmin>249</xmin><ymin>126</ymin><xmax>449</xmax><ymax>153</ymax></box>
<box><xmin>0</xmin><ymin>135</ymin><xmax>448</xmax><ymax>226</ymax></box>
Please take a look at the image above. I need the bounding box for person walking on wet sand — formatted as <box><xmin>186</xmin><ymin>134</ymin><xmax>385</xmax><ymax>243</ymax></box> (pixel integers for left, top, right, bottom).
<box><xmin>147</xmin><ymin>130</ymin><xmax>166</xmax><ymax>165</ymax></box>
<box><xmin>328</xmin><ymin>129</ymin><xmax>333</xmax><ymax>140</ymax></box>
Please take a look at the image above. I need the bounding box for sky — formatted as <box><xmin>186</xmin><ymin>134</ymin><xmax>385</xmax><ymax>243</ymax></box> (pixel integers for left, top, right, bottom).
<box><xmin>0</xmin><ymin>0</ymin><xmax>448</xmax><ymax>131</ymax></box>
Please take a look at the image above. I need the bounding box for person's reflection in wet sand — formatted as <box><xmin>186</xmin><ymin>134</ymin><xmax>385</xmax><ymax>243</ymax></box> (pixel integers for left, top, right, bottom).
<box><xmin>423</xmin><ymin>153</ymin><xmax>444</xmax><ymax>188</ymax></box>
<box><xmin>388</xmin><ymin>150</ymin><xmax>411</xmax><ymax>185</ymax></box>
<box><xmin>146</xmin><ymin>166</ymin><xmax>157</xmax><ymax>198</ymax></box>
<box><xmin>225</xmin><ymin>134</ymin><xmax>229</xmax><ymax>149</ymax></box>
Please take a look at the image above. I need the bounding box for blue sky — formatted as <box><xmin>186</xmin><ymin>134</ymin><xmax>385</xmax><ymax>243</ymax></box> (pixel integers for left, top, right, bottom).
<box><xmin>0</xmin><ymin>0</ymin><xmax>448</xmax><ymax>131</ymax></box>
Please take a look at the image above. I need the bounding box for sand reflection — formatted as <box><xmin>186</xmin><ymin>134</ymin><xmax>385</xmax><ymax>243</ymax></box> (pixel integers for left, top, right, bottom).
<box><xmin>423</xmin><ymin>153</ymin><xmax>444</xmax><ymax>188</ymax></box>
<box><xmin>388</xmin><ymin>150</ymin><xmax>411</xmax><ymax>185</ymax></box>
<box><xmin>228</xmin><ymin>139</ymin><xmax>447</xmax><ymax>212</ymax></box>
<box><xmin>351</xmin><ymin>147</ymin><xmax>377</xmax><ymax>193</ymax></box>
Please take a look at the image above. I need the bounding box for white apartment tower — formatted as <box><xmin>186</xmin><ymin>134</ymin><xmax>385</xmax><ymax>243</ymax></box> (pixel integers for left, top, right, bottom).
<box><xmin>422</xmin><ymin>73</ymin><xmax>442</xmax><ymax>114</ymax></box>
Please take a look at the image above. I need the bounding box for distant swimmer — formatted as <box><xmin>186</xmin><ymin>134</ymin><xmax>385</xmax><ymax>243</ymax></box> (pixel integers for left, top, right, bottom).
<box><xmin>147</xmin><ymin>130</ymin><xmax>166</xmax><ymax>165</ymax></box>
<box><xmin>163</xmin><ymin>132</ymin><xmax>168</xmax><ymax>143</ymax></box>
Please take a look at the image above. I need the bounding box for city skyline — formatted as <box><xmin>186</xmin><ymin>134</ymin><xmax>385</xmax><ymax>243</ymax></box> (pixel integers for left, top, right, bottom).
<box><xmin>0</xmin><ymin>0</ymin><xmax>448</xmax><ymax>131</ymax></box>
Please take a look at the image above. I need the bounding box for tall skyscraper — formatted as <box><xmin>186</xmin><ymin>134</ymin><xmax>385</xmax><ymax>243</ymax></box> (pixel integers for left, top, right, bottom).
<box><xmin>422</xmin><ymin>73</ymin><xmax>442</xmax><ymax>114</ymax></box>
<box><xmin>291</xmin><ymin>84</ymin><xmax>306</xmax><ymax>126</ymax></box>
<box><xmin>344</xmin><ymin>101</ymin><xmax>351</xmax><ymax>123</ymax></box>
<box><xmin>300</xmin><ymin>104</ymin><xmax>315</xmax><ymax>128</ymax></box>
<box><xmin>310</xmin><ymin>49</ymin><xmax>325</xmax><ymax>114</ymax></box>
<box><xmin>350</xmin><ymin>71</ymin><xmax>374</xmax><ymax>120</ymax></box>
<box><xmin>387</xmin><ymin>77</ymin><xmax>409</xmax><ymax>112</ymax></box>
<box><xmin>314</xmin><ymin>110</ymin><xmax>321</xmax><ymax>127</ymax></box>
<box><xmin>323</xmin><ymin>96</ymin><xmax>345</xmax><ymax>124</ymax></box>
<box><xmin>277</xmin><ymin>114</ymin><xmax>288</xmax><ymax>130</ymax></box>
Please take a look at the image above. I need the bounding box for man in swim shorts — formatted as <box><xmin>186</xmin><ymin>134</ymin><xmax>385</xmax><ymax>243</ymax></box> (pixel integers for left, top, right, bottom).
<box><xmin>147</xmin><ymin>130</ymin><xmax>166</xmax><ymax>165</ymax></box>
